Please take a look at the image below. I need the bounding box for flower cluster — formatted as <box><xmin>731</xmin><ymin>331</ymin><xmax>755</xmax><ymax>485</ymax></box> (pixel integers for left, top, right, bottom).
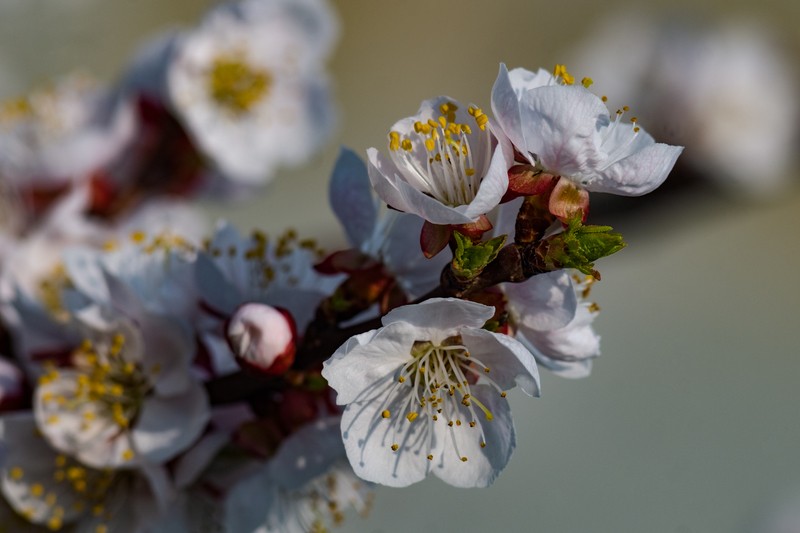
<box><xmin>0</xmin><ymin>0</ymin><xmax>682</xmax><ymax>530</ymax></box>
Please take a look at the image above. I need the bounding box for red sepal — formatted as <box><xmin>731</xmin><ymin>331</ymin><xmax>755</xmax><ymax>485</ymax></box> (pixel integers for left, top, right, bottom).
<box><xmin>549</xmin><ymin>177</ymin><xmax>589</xmax><ymax>222</ymax></box>
<box><xmin>420</xmin><ymin>220</ymin><xmax>452</xmax><ymax>258</ymax></box>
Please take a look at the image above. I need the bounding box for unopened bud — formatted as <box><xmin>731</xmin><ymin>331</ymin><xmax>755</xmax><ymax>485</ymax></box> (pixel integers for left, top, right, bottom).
<box><xmin>226</xmin><ymin>304</ymin><xmax>296</xmax><ymax>375</ymax></box>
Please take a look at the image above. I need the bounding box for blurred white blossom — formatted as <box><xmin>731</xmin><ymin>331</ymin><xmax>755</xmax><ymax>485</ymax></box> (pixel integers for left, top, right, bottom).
<box><xmin>571</xmin><ymin>13</ymin><xmax>798</xmax><ymax>195</ymax></box>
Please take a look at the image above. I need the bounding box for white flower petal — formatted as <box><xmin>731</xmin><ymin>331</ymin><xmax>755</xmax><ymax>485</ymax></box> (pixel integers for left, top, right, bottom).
<box><xmin>381</xmin><ymin>298</ymin><xmax>494</xmax><ymax>334</ymax></box>
<box><xmin>491</xmin><ymin>64</ymin><xmax>532</xmax><ymax>165</ymax></box>
<box><xmin>340</xmin><ymin>386</ymin><xmax>431</xmax><ymax>488</ymax></box>
<box><xmin>132</xmin><ymin>381</ymin><xmax>210</xmax><ymax>464</ymax></box>
<box><xmin>505</xmin><ymin>270</ymin><xmax>578</xmax><ymax>331</ymax></box>
<box><xmin>461</xmin><ymin>143</ymin><xmax>510</xmax><ymax>219</ymax></box>
<box><xmin>431</xmin><ymin>384</ymin><xmax>516</xmax><ymax>488</ymax></box>
<box><xmin>518</xmin><ymin>85</ymin><xmax>608</xmax><ymax>179</ymax></box>
<box><xmin>592</xmin><ymin>142</ymin><xmax>684</xmax><ymax>196</ymax></box>
<box><xmin>460</xmin><ymin>329</ymin><xmax>540</xmax><ymax>397</ymax></box>
<box><xmin>330</xmin><ymin>148</ymin><xmax>378</xmax><ymax>249</ymax></box>
<box><xmin>322</xmin><ymin>324</ymin><xmax>412</xmax><ymax>405</ymax></box>
<box><xmin>268</xmin><ymin>417</ymin><xmax>345</xmax><ymax>490</ymax></box>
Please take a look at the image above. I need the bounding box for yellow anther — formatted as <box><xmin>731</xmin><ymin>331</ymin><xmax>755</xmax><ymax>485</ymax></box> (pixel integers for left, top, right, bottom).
<box><xmin>381</xmin><ymin>410</ymin><xmax>391</xmax><ymax>419</ymax></box>
<box><xmin>581</xmin><ymin>77</ymin><xmax>594</xmax><ymax>88</ymax></box>
<box><xmin>622</xmin><ymin>105</ymin><xmax>630</xmax><ymax>112</ymax></box>
<box><xmin>448</xmin><ymin>421</ymin><xmax>454</xmax><ymax>427</ymax></box>
<box><xmin>398</xmin><ymin>376</ymin><xmax>406</xmax><ymax>383</ymax></box>
<box><xmin>424</xmin><ymin>138</ymin><xmax>436</xmax><ymax>151</ymax></box>
<box><xmin>130</xmin><ymin>231</ymin><xmax>146</xmax><ymax>244</ymax></box>
<box><xmin>469</xmin><ymin>421</ymin><xmax>476</xmax><ymax>427</ymax></box>
<box><xmin>553</xmin><ymin>64</ymin><xmax>575</xmax><ymax>85</ymax></box>
<box><xmin>73</xmin><ymin>480</ymin><xmax>87</xmax><ymax>493</ymax></box>
<box><xmin>500</xmin><ymin>392</ymin><xmax>507</xmax><ymax>398</ymax></box>
<box><xmin>96</xmin><ymin>526</ymin><xmax>108</xmax><ymax>533</ymax></box>
<box><xmin>633</xmin><ymin>127</ymin><xmax>640</xmax><ymax>133</ymax></box>
<box><xmin>455</xmin><ymin>420</ymin><xmax>462</xmax><ymax>426</ymax></box>
<box><xmin>601</xmin><ymin>95</ymin><xmax>608</xmax><ymax>103</ymax></box>
<box><xmin>483</xmin><ymin>367</ymin><xmax>490</xmax><ymax>373</ymax></box>
<box><xmin>30</xmin><ymin>483</ymin><xmax>44</xmax><ymax>497</ymax></box>
<box><xmin>465</xmin><ymin>168</ymin><xmax>475</xmax><ymax>177</ymax></box>
<box><xmin>460</xmin><ymin>456</ymin><xmax>468</xmax><ymax>462</ymax></box>
<box><xmin>54</xmin><ymin>455</ymin><xmax>66</xmax><ymax>467</ymax></box>
<box><xmin>122</xmin><ymin>449</ymin><xmax>135</xmax><ymax>461</ymax></box>
<box><xmin>630</xmin><ymin>117</ymin><xmax>638</xmax><ymax>123</ymax></box>
<box><xmin>589</xmin><ymin>302</ymin><xmax>601</xmax><ymax>313</ymax></box>
<box><xmin>401</xmin><ymin>139</ymin><xmax>413</xmax><ymax>151</ymax></box>
<box><xmin>66</xmin><ymin>467</ymin><xmax>85</xmax><ymax>480</ymax></box>
<box><xmin>406</xmin><ymin>412</ymin><xmax>418</xmax><ymax>422</ymax></box>
<box><xmin>427</xmin><ymin>118</ymin><xmax>438</xmax><ymax>129</ymax></box>
<box><xmin>46</xmin><ymin>415</ymin><xmax>59</xmax><ymax>425</ymax></box>
<box><xmin>389</xmin><ymin>131</ymin><xmax>400</xmax><ymax>151</ymax></box>
<box><xmin>10</xmin><ymin>467</ymin><xmax>23</xmax><ymax>480</ymax></box>
<box><xmin>427</xmin><ymin>454</ymin><xmax>433</xmax><ymax>461</ymax></box>
<box><xmin>480</xmin><ymin>441</ymin><xmax>486</xmax><ymax>448</ymax></box>
<box><xmin>47</xmin><ymin>516</ymin><xmax>63</xmax><ymax>531</ymax></box>
<box><xmin>390</xmin><ymin>444</ymin><xmax>399</xmax><ymax>452</ymax></box>
<box><xmin>92</xmin><ymin>504</ymin><xmax>105</xmax><ymax>517</ymax></box>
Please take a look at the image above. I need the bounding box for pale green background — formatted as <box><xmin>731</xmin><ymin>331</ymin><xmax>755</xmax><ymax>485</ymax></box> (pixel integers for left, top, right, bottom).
<box><xmin>2</xmin><ymin>1</ymin><xmax>799</xmax><ymax>531</ymax></box>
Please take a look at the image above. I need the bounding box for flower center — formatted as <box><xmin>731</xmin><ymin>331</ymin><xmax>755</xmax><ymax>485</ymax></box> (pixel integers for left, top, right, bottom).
<box><xmin>381</xmin><ymin>335</ymin><xmax>508</xmax><ymax>462</ymax></box>
<box><xmin>203</xmin><ymin>228</ymin><xmax>324</xmax><ymax>293</ymax></box>
<box><xmin>388</xmin><ymin>102</ymin><xmax>491</xmax><ymax>207</ymax></box>
<box><xmin>208</xmin><ymin>55</ymin><xmax>271</xmax><ymax>115</ymax></box>
<box><xmin>39</xmin><ymin>334</ymin><xmax>153</xmax><ymax>434</ymax></box>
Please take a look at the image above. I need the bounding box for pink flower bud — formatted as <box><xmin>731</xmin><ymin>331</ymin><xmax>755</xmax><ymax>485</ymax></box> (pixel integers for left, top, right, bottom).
<box><xmin>226</xmin><ymin>303</ymin><xmax>296</xmax><ymax>375</ymax></box>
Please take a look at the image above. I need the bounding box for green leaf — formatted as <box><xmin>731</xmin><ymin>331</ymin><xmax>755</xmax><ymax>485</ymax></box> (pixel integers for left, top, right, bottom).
<box><xmin>541</xmin><ymin>218</ymin><xmax>626</xmax><ymax>276</ymax></box>
<box><xmin>451</xmin><ymin>231</ymin><xmax>507</xmax><ymax>280</ymax></box>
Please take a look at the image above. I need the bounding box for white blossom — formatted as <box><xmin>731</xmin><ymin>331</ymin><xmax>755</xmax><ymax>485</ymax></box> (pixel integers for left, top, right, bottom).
<box><xmin>491</xmin><ymin>63</ymin><xmax>683</xmax><ymax>217</ymax></box>
<box><xmin>368</xmin><ymin>97</ymin><xmax>511</xmax><ymax>225</ymax></box>
<box><xmin>34</xmin><ymin>315</ymin><xmax>209</xmax><ymax>469</ymax></box>
<box><xmin>322</xmin><ymin>298</ymin><xmax>539</xmax><ymax>488</ymax></box>
<box><xmin>167</xmin><ymin>0</ymin><xmax>338</xmax><ymax>185</ymax></box>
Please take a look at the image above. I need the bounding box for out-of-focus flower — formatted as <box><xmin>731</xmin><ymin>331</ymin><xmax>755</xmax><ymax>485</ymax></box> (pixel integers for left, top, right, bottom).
<box><xmin>506</xmin><ymin>270</ymin><xmax>600</xmax><ymax>378</ymax></box>
<box><xmin>166</xmin><ymin>0</ymin><xmax>338</xmax><ymax>185</ymax></box>
<box><xmin>34</xmin><ymin>315</ymin><xmax>209</xmax><ymax>469</ymax></box>
<box><xmin>491</xmin><ymin>63</ymin><xmax>683</xmax><ymax>219</ymax></box>
<box><xmin>0</xmin><ymin>73</ymin><xmax>133</xmax><ymax>198</ymax></box>
<box><xmin>0</xmin><ymin>412</ymin><xmax>173</xmax><ymax>532</ymax></box>
<box><xmin>322</xmin><ymin>298</ymin><xmax>539</xmax><ymax>488</ymax></box>
<box><xmin>59</xmin><ymin>218</ymin><xmax>201</xmax><ymax>323</ymax></box>
<box><xmin>225</xmin><ymin>417</ymin><xmax>372</xmax><ymax>533</ymax></box>
<box><xmin>570</xmin><ymin>13</ymin><xmax>798</xmax><ymax>196</ymax></box>
<box><xmin>368</xmin><ymin>97</ymin><xmax>510</xmax><ymax>226</ymax></box>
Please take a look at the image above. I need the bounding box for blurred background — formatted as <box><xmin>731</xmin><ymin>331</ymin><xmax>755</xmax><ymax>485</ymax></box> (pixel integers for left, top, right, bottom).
<box><xmin>1</xmin><ymin>0</ymin><xmax>799</xmax><ymax>531</ymax></box>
